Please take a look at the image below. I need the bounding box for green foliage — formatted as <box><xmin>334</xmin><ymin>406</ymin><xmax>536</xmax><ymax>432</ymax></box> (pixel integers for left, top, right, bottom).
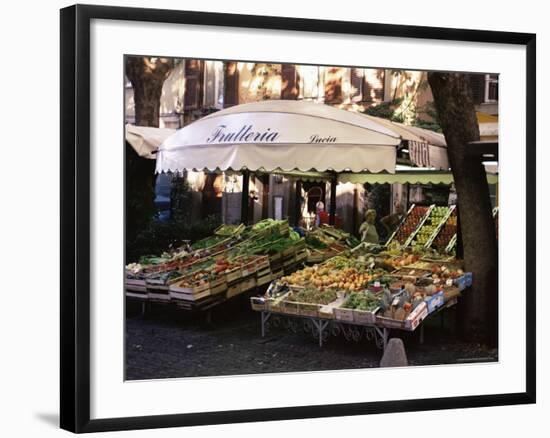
<box><xmin>170</xmin><ymin>174</ymin><xmax>193</xmax><ymax>220</ymax></box>
<box><xmin>363</xmin><ymin>98</ymin><xmax>404</xmax><ymax>122</ymax></box>
<box><xmin>362</xmin><ymin>98</ymin><xmax>442</xmax><ymax>133</ymax></box>
<box><xmin>126</xmin><ymin>213</ymin><xmax>221</xmax><ymax>263</ymax></box>
<box><xmin>125</xmin><ymin>143</ymin><xmax>157</xmax><ymax>245</ymax></box>
<box><xmin>126</xmin><ymin>175</ymin><xmax>221</xmax><ymax>263</ymax></box>
<box><xmin>413</xmin><ymin>102</ymin><xmax>443</xmax><ymax>133</ymax></box>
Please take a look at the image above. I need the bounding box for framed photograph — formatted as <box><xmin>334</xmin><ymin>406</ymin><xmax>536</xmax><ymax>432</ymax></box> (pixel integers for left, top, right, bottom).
<box><xmin>60</xmin><ymin>4</ymin><xmax>536</xmax><ymax>433</ymax></box>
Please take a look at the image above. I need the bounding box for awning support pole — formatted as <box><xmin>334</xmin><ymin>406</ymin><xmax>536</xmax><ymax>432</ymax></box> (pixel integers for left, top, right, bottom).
<box><xmin>294</xmin><ymin>179</ymin><xmax>302</xmax><ymax>226</ymax></box>
<box><xmin>241</xmin><ymin>169</ymin><xmax>250</xmax><ymax>225</ymax></box>
<box><xmin>329</xmin><ymin>172</ymin><xmax>337</xmax><ymax>225</ymax></box>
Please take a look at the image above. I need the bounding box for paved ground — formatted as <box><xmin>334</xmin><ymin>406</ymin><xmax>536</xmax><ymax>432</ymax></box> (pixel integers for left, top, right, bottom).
<box><xmin>125</xmin><ymin>296</ymin><xmax>498</xmax><ymax>380</ymax></box>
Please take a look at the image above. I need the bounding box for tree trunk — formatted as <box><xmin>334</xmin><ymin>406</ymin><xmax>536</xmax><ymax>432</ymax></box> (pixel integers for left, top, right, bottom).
<box><xmin>125</xmin><ymin>57</ymin><xmax>173</xmax><ymax>258</ymax></box>
<box><xmin>428</xmin><ymin>73</ymin><xmax>498</xmax><ymax>346</ymax></box>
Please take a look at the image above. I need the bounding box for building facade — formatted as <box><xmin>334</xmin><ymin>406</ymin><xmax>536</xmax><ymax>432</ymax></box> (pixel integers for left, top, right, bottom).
<box><xmin>125</xmin><ymin>58</ymin><xmax>498</xmax><ymax>234</ymax></box>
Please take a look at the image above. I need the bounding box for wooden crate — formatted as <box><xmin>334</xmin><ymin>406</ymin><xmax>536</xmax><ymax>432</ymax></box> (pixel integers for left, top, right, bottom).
<box><xmin>295</xmin><ymin>250</ymin><xmax>308</xmax><ymax>263</ymax></box>
<box><xmin>266</xmin><ymin>292</ymin><xmax>289</xmax><ymax>313</ymax></box>
<box><xmin>225</xmin><ymin>267</ymin><xmax>242</xmax><ymax>284</ymax></box>
<box><xmin>210</xmin><ymin>282</ymin><xmax>227</xmax><ymax>296</ymax></box>
<box><xmin>299</xmin><ymin>303</ymin><xmax>320</xmax><ymax>318</ymax></box>
<box><xmin>125</xmin><ymin>290</ymin><xmax>148</xmax><ymax>300</ymax></box>
<box><xmin>169</xmin><ymin>288</ymin><xmax>211</xmax><ymax>302</ymax></box>
<box><xmin>282</xmin><ymin>246</ymin><xmax>296</xmax><ymax>258</ymax></box>
<box><xmin>294</xmin><ymin>239</ymin><xmax>306</xmax><ymax>252</ymax></box>
<box><xmin>209</xmin><ymin>275</ymin><xmax>226</xmax><ymax>288</ymax></box>
<box><xmin>283</xmin><ymin>255</ymin><xmax>297</xmax><ymax>267</ymax></box>
<box><xmin>318</xmin><ymin>308</ymin><xmax>334</xmax><ymax>319</ymax></box>
<box><xmin>227</xmin><ymin>283</ymin><xmax>243</xmax><ymax>299</ymax></box>
<box><xmin>146</xmin><ymin>283</ymin><xmax>170</xmax><ymax>303</ymax></box>
<box><xmin>125</xmin><ymin>284</ymin><xmax>148</xmax><ymax>293</ymax></box>
<box><xmin>268</xmin><ymin>252</ymin><xmax>282</xmax><ymax>264</ymax></box>
<box><xmin>241</xmin><ymin>260</ymin><xmax>258</xmax><ymax>278</ymax></box>
<box><xmin>256</xmin><ymin>255</ymin><xmax>270</xmax><ymax>271</ymax></box>
<box><xmin>257</xmin><ymin>272</ymin><xmax>273</xmax><ymax>286</ymax></box>
<box><xmin>240</xmin><ymin>277</ymin><xmax>257</xmax><ymax>292</ymax></box>
<box><xmin>388</xmin><ymin>268</ymin><xmax>431</xmax><ymax>282</ymax></box>
<box><xmin>333</xmin><ymin>307</ymin><xmax>354</xmax><ymax>322</ymax></box>
<box><xmin>282</xmin><ymin>300</ymin><xmax>300</xmax><ymax>315</ymax></box>
<box><xmin>353</xmin><ymin>307</ymin><xmax>379</xmax><ymax>325</ymax></box>
<box><xmin>168</xmin><ymin>276</ymin><xmax>210</xmax><ymax>302</ymax></box>
<box><xmin>250</xmin><ymin>296</ymin><xmax>266</xmax><ymax>311</ymax></box>
<box><xmin>375</xmin><ymin>314</ymin><xmax>406</xmax><ymax>330</ymax></box>
<box><xmin>376</xmin><ymin>302</ymin><xmax>428</xmax><ymax>331</ymax></box>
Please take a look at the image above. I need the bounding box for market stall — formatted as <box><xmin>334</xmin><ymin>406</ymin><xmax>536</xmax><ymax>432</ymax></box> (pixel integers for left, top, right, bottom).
<box><xmin>155</xmin><ymin>100</ymin><xmax>451</xmax><ymax>225</ymax></box>
<box><xmin>128</xmin><ymin>101</ymin><xmax>478</xmax><ymax>336</ymax></box>
<box><xmin>250</xmin><ymin>246</ymin><xmax>471</xmax><ymax>350</ymax></box>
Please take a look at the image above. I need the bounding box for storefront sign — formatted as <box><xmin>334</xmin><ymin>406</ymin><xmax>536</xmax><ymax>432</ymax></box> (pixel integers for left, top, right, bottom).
<box><xmin>206</xmin><ymin>124</ymin><xmax>279</xmax><ymax>143</ymax></box>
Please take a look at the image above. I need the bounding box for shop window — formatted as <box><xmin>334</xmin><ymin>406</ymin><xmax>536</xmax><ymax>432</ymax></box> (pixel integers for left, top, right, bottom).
<box><xmin>324</xmin><ymin>67</ymin><xmax>344</xmax><ymax>104</ymax></box>
<box><xmin>350</xmin><ymin>68</ymin><xmax>364</xmax><ymax>103</ymax></box>
<box><xmin>350</xmin><ymin>68</ymin><xmax>385</xmax><ymax>103</ymax></box>
<box><xmin>484</xmin><ymin>74</ymin><xmax>499</xmax><ymax>103</ymax></box>
<box><xmin>203</xmin><ymin>61</ymin><xmax>224</xmax><ymax>109</ymax></box>
<box><xmin>363</xmin><ymin>69</ymin><xmax>385</xmax><ymax>103</ymax></box>
<box><xmin>469</xmin><ymin>73</ymin><xmax>498</xmax><ymax>104</ymax></box>
<box><xmin>184</xmin><ymin>59</ymin><xmax>204</xmax><ymax>110</ymax></box>
<box><xmin>223</xmin><ymin>62</ymin><xmax>240</xmax><ymax>107</ymax></box>
<box><xmin>298</xmin><ymin>65</ymin><xmax>325</xmax><ymax>101</ymax></box>
<box><xmin>281</xmin><ymin>64</ymin><xmax>299</xmax><ymax>100</ymax></box>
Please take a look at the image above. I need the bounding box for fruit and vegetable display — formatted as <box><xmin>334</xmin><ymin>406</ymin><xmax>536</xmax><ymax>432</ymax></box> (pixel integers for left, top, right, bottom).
<box><xmin>280</xmin><ymin>259</ymin><xmax>383</xmax><ymax>293</ymax></box>
<box><xmin>432</xmin><ymin>210</ymin><xmax>457</xmax><ymax>251</ymax></box>
<box><xmin>410</xmin><ymin>206</ymin><xmax>455</xmax><ymax>248</ymax></box>
<box><xmin>254</xmin><ymin>242</ymin><xmax>472</xmax><ymax>332</ymax></box>
<box><xmin>125</xmin><ymin>219</ymin><xmax>310</xmax><ymax>308</ymax></box>
<box><xmin>214</xmin><ymin>223</ymin><xmax>245</xmax><ymax>237</ymax></box>
<box><xmin>127</xmin><ymin>209</ymin><xmax>473</xmax><ymax>329</ymax></box>
<box><xmin>286</xmin><ymin>287</ymin><xmax>339</xmax><ymax>305</ymax></box>
<box><xmin>341</xmin><ymin>291</ymin><xmax>379</xmax><ymax>311</ymax></box>
<box><xmin>388</xmin><ymin>205</ymin><xmax>430</xmax><ymax>245</ymax></box>
<box><xmin>305</xmin><ymin>225</ymin><xmax>359</xmax><ymax>262</ymax></box>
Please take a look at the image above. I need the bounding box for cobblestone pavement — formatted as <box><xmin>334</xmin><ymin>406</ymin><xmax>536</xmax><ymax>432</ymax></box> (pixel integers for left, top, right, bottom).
<box><xmin>125</xmin><ymin>298</ymin><xmax>497</xmax><ymax>380</ymax></box>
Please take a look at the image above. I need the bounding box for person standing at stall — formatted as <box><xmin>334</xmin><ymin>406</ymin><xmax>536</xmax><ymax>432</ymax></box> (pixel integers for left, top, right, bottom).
<box><xmin>381</xmin><ymin>203</ymin><xmax>406</xmax><ymax>236</ymax></box>
<box><xmin>359</xmin><ymin>209</ymin><xmax>379</xmax><ymax>244</ymax></box>
<box><xmin>315</xmin><ymin>200</ymin><xmax>325</xmax><ymax>227</ymax></box>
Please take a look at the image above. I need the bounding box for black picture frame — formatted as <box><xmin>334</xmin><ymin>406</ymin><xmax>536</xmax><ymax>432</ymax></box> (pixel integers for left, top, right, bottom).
<box><xmin>60</xmin><ymin>4</ymin><xmax>536</xmax><ymax>433</ymax></box>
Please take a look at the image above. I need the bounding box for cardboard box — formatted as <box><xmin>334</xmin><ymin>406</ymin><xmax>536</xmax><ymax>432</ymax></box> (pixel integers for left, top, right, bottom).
<box><xmin>405</xmin><ymin>302</ymin><xmax>428</xmax><ymax>330</ymax></box>
<box><xmin>425</xmin><ymin>290</ymin><xmax>445</xmax><ymax>313</ymax></box>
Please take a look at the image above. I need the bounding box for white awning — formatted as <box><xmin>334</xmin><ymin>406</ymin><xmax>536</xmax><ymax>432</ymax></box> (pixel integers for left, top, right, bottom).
<box><xmin>125</xmin><ymin>124</ymin><xmax>175</xmax><ymax>159</ymax></box>
<box><xmin>156</xmin><ymin>100</ymin><xmax>402</xmax><ymax>174</ymax></box>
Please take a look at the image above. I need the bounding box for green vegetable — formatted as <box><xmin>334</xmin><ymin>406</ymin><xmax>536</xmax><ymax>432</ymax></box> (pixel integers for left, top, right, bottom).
<box><xmin>342</xmin><ymin>291</ymin><xmax>380</xmax><ymax>311</ymax></box>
